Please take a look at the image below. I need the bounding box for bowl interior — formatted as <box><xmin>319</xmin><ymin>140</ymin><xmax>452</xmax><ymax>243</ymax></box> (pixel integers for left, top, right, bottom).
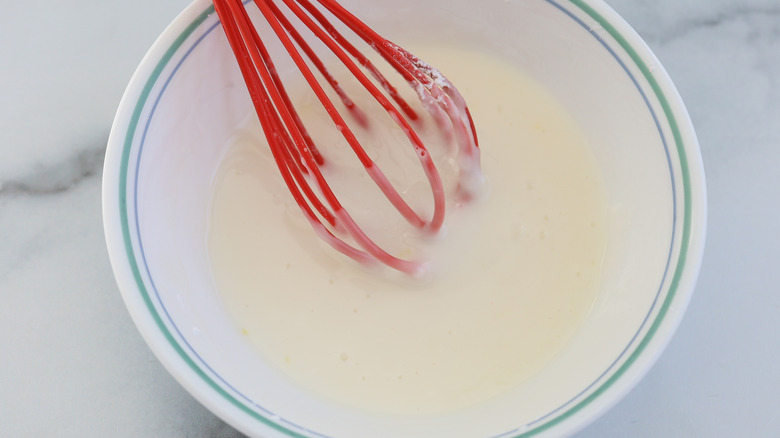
<box><xmin>104</xmin><ymin>0</ymin><xmax>704</xmax><ymax>436</ymax></box>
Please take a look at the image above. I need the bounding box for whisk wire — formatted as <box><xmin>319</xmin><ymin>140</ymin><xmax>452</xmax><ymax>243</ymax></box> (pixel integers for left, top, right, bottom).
<box><xmin>215</xmin><ymin>0</ymin><xmax>334</xmax><ymax>227</ymax></box>
<box><xmin>270</xmin><ymin>0</ymin><xmax>446</xmax><ymax>228</ymax></box>
<box><xmin>264</xmin><ymin>0</ymin><xmax>369</xmax><ymax>128</ymax></box>
<box><xmin>294</xmin><ymin>0</ymin><xmax>421</xmax><ymax>120</ymax></box>
<box><xmin>212</xmin><ymin>0</ymin><xmax>482</xmax><ymax>274</ymax></box>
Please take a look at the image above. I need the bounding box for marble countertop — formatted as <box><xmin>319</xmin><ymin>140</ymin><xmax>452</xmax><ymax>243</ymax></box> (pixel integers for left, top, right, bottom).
<box><xmin>2</xmin><ymin>0</ymin><xmax>778</xmax><ymax>436</ymax></box>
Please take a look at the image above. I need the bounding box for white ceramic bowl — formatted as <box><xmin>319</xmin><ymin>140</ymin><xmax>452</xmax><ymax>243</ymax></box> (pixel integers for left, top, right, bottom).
<box><xmin>103</xmin><ymin>0</ymin><xmax>706</xmax><ymax>436</ymax></box>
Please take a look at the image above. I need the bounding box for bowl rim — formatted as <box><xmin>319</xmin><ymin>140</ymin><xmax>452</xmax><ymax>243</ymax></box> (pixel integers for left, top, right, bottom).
<box><xmin>102</xmin><ymin>0</ymin><xmax>707</xmax><ymax>437</ymax></box>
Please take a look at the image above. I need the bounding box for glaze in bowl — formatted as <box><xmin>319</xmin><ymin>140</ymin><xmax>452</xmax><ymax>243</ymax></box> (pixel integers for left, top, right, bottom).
<box><xmin>102</xmin><ymin>0</ymin><xmax>706</xmax><ymax>436</ymax></box>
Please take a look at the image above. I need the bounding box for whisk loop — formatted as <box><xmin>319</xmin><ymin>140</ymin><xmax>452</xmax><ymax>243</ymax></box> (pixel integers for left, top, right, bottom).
<box><xmin>213</xmin><ymin>0</ymin><xmax>483</xmax><ymax>275</ymax></box>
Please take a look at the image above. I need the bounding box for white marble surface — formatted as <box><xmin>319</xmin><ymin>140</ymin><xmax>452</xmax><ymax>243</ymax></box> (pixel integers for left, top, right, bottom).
<box><xmin>1</xmin><ymin>0</ymin><xmax>778</xmax><ymax>436</ymax></box>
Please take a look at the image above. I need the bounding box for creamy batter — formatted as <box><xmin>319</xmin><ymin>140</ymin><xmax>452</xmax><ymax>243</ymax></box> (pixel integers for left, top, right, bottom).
<box><xmin>207</xmin><ymin>46</ymin><xmax>608</xmax><ymax>415</ymax></box>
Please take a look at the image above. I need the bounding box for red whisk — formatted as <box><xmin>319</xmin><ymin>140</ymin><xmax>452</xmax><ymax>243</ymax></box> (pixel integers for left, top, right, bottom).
<box><xmin>212</xmin><ymin>0</ymin><xmax>483</xmax><ymax>276</ymax></box>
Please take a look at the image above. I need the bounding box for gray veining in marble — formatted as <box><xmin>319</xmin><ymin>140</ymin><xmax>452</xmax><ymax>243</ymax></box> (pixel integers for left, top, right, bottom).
<box><xmin>1</xmin><ymin>141</ymin><xmax>106</xmax><ymax>196</ymax></box>
<box><xmin>2</xmin><ymin>0</ymin><xmax>779</xmax><ymax>436</ymax></box>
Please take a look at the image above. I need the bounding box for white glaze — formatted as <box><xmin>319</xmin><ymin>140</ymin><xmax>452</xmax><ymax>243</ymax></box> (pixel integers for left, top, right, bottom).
<box><xmin>207</xmin><ymin>46</ymin><xmax>608</xmax><ymax>415</ymax></box>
